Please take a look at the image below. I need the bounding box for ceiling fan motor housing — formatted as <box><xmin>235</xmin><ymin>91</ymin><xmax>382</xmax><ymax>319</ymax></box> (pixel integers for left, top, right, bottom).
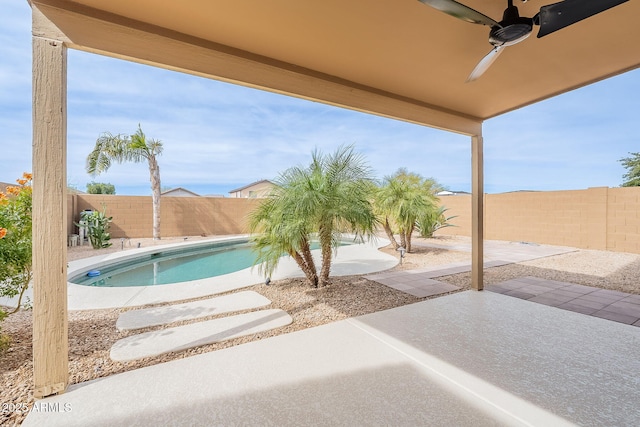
<box><xmin>489</xmin><ymin>4</ymin><xmax>533</xmax><ymax>46</ymax></box>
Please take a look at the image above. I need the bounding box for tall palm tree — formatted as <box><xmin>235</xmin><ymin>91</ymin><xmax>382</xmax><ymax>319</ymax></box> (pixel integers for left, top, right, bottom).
<box><xmin>86</xmin><ymin>125</ymin><xmax>164</xmax><ymax>239</ymax></box>
<box><xmin>249</xmin><ymin>145</ymin><xmax>376</xmax><ymax>288</ymax></box>
<box><xmin>375</xmin><ymin>169</ymin><xmax>441</xmax><ymax>253</ymax></box>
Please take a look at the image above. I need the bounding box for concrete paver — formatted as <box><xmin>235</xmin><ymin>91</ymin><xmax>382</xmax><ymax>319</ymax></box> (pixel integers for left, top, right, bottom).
<box><xmin>110</xmin><ymin>309</ymin><xmax>292</xmax><ymax>362</ymax></box>
<box><xmin>116</xmin><ymin>291</ymin><xmax>271</xmax><ymax>331</ymax></box>
<box><xmin>487</xmin><ymin>276</ymin><xmax>640</xmax><ymax>327</ymax></box>
<box><xmin>368</xmin><ymin>239</ymin><xmax>640</xmax><ymax>327</ymax></box>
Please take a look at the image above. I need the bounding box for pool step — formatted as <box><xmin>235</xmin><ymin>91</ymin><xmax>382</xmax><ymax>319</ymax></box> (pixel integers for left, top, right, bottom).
<box><xmin>116</xmin><ymin>291</ymin><xmax>271</xmax><ymax>331</ymax></box>
<box><xmin>110</xmin><ymin>309</ymin><xmax>293</xmax><ymax>362</ymax></box>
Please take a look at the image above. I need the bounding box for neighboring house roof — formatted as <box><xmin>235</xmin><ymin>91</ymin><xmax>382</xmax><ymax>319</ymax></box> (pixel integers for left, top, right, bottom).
<box><xmin>161</xmin><ymin>187</ymin><xmax>201</xmax><ymax>197</ymax></box>
<box><xmin>437</xmin><ymin>190</ymin><xmax>470</xmax><ymax>196</ymax></box>
<box><xmin>228</xmin><ymin>179</ymin><xmax>274</xmax><ymax>194</ymax></box>
<box><xmin>0</xmin><ymin>181</ymin><xmax>12</xmax><ymax>193</ymax></box>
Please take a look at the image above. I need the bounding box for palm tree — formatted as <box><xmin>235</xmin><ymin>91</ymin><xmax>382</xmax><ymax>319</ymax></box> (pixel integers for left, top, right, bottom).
<box><xmin>249</xmin><ymin>145</ymin><xmax>377</xmax><ymax>288</ymax></box>
<box><xmin>375</xmin><ymin>169</ymin><xmax>441</xmax><ymax>253</ymax></box>
<box><xmin>86</xmin><ymin>125</ymin><xmax>164</xmax><ymax>239</ymax></box>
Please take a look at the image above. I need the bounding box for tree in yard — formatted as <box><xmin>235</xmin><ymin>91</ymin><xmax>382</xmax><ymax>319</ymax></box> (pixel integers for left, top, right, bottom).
<box><xmin>619</xmin><ymin>152</ymin><xmax>640</xmax><ymax>187</ymax></box>
<box><xmin>86</xmin><ymin>125</ymin><xmax>163</xmax><ymax>239</ymax></box>
<box><xmin>0</xmin><ymin>173</ymin><xmax>33</xmax><ymax>316</ymax></box>
<box><xmin>86</xmin><ymin>181</ymin><xmax>116</xmax><ymax>194</ymax></box>
<box><xmin>249</xmin><ymin>145</ymin><xmax>377</xmax><ymax>288</ymax></box>
<box><xmin>374</xmin><ymin>168</ymin><xmax>443</xmax><ymax>253</ymax></box>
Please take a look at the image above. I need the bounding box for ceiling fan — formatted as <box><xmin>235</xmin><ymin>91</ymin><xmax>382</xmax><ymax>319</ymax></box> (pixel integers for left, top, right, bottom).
<box><xmin>418</xmin><ymin>0</ymin><xmax>629</xmax><ymax>82</ymax></box>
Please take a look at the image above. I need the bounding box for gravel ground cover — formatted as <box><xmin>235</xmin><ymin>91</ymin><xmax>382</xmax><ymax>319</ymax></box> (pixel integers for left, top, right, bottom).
<box><xmin>2</xmin><ymin>235</ymin><xmax>639</xmax><ymax>425</ymax></box>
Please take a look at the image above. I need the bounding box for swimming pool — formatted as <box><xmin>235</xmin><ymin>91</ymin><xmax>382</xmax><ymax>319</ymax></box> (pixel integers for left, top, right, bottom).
<box><xmin>70</xmin><ymin>238</ymin><xmax>332</xmax><ymax>287</ymax></box>
<box><xmin>59</xmin><ymin>236</ymin><xmax>396</xmax><ymax>309</ymax></box>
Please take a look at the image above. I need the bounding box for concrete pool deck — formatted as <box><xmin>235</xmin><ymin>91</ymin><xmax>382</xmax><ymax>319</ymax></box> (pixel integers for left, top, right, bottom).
<box><xmin>0</xmin><ymin>236</ymin><xmax>398</xmax><ymax>311</ymax></box>
<box><xmin>22</xmin><ymin>291</ymin><xmax>640</xmax><ymax>426</ymax></box>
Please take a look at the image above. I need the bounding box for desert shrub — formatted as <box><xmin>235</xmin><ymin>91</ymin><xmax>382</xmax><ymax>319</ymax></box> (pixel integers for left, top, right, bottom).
<box><xmin>78</xmin><ymin>207</ymin><xmax>113</xmax><ymax>249</ymax></box>
<box><xmin>416</xmin><ymin>206</ymin><xmax>457</xmax><ymax>238</ymax></box>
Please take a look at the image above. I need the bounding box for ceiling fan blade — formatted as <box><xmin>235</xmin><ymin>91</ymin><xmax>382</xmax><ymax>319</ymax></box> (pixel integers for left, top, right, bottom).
<box><xmin>467</xmin><ymin>46</ymin><xmax>504</xmax><ymax>82</ymax></box>
<box><xmin>536</xmin><ymin>0</ymin><xmax>629</xmax><ymax>38</ymax></box>
<box><xmin>418</xmin><ymin>0</ymin><xmax>498</xmax><ymax>27</ymax></box>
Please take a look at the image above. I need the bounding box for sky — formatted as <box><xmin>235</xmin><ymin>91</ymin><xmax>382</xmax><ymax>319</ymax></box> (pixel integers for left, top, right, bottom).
<box><xmin>1</xmin><ymin>2</ymin><xmax>638</xmax><ymax>196</ymax></box>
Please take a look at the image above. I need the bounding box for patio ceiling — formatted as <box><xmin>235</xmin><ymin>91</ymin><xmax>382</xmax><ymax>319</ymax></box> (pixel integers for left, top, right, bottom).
<box><xmin>32</xmin><ymin>0</ymin><xmax>640</xmax><ymax>136</ymax></box>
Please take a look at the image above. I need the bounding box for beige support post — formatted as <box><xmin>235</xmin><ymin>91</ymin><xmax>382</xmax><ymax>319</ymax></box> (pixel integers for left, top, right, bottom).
<box><xmin>32</xmin><ymin>35</ymin><xmax>69</xmax><ymax>398</ymax></box>
<box><xmin>471</xmin><ymin>134</ymin><xmax>484</xmax><ymax>290</ymax></box>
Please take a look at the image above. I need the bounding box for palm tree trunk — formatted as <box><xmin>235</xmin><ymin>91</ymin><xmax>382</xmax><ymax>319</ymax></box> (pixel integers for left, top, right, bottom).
<box><xmin>406</xmin><ymin>223</ymin><xmax>415</xmax><ymax>253</ymax></box>
<box><xmin>291</xmin><ymin>250</ymin><xmax>318</xmax><ymax>287</ymax></box>
<box><xmin>383</xmin><ymin>218</ymin><xmax>399</xmax><ymax>249</ymax></box>
<box><xmin>399</xmin><ymin>229</ymin><xmax>407</xmax><ymax>250</ymax></box>
<box><xmin>298</xmin><ymin>238</ymin><xmax>319</xmax><ymax>287</ymax></box>
<box><xmin>319</xmin><ymin>225</ymin><xmax>333</xmax><ymax>287</ymax></box>
<box><xmin>149</xmin><ymin>156</ymin><xmax>161</xmax><ymax>240</ymax></box>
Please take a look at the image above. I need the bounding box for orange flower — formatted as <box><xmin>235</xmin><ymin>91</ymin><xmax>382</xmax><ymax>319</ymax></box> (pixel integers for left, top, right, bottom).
<box><xmin>6</xmin><ymin>186</ymin><xmax>20</xmax><ymax>196</ymax></box>
<box><xmin>16</xmin><ymin>178</ymin><xmax>27</xmax><ymax>186</ymax></box>
<box><xmin>0</xmin><ymin>228</ymin><xmax>6</xmax><ymax>239</ymax></box>
<box><xmin>22</xmin><ymin>172</ymin><xmax>32</xmax><ymax>181</ymax></box>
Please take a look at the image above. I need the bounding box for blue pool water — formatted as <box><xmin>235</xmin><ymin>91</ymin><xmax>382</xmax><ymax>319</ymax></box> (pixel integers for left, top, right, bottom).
<box><xmin>70</xmin><ymin>239</ymin><xmax>343</xmax><ymax>287</ymax></box>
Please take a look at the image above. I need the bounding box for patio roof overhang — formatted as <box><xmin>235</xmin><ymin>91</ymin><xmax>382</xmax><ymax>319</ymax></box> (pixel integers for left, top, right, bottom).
<box><xmin>28</xmin><ymin>0</ymin><xmax>640</xmax><ymax>398</ymax></box>
<box><xmin>31</xmin><ymin>0</ymin><xmax>640</xmax><ymax>134</ymax></box>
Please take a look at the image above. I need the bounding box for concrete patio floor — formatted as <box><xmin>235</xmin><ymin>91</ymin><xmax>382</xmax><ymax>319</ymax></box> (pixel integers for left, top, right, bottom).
<box><xmin>23</xmin><ymin>291</ymin><xmax>640</xmax><ymax>426</ymax></box>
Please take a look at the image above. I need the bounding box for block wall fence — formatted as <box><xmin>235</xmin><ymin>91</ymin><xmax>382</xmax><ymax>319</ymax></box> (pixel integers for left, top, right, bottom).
<box><xmin>67</xmin><ymin>186</ymin><xmax>640</xmax><ymax>254</ymax></box>
<box><xmin>68</xmin><ymin>194</ymin><xmax>261</xmax><ymax>239</ymax></box>
<box><xmin>437</xmin><ymin>186</ymin><xmax>640</xmax><ymax>254</ymax></box>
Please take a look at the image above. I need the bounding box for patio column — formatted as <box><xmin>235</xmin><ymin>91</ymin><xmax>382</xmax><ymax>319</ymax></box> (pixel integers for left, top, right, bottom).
<box><xmin>471</xmin><ymin>134</ymin><xmax>484</xmax><ymax>290</ymax></box>
<box><xmin>32</xmin><ymin>32</ymin><xmax>69</xmax><ymax>397</ymax></box>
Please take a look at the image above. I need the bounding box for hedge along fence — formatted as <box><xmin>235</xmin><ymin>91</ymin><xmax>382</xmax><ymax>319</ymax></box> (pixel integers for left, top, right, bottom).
<box><xmin>437</xmin><ymin>186</ymin><xmax>640</xmax><ymax>254</ymax></box>
<box><xmin>68</xmin><ymin>194</ymin><xmax>261</xmax><ymax>238</ymax></box>
<box><xmin>68</xmin><ymin>186</ymin><xmax>640</xmax><ymax>254</ymax></box>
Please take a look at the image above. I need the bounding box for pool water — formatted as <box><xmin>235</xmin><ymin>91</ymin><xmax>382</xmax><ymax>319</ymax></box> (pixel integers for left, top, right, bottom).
<box><xmin>70</xmin><ymin>239</ymin><xmax>342</xmax><ymax>287</ymax></box>
<box><xmin>71</xmin><ymin>241</ymin><xmax>259</xmax><ymax>287</ymax></box>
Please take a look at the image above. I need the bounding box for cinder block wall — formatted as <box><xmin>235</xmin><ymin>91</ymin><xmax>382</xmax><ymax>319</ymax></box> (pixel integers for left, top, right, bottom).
<box><xmin>71</xmin><ymin>194</ymin><xmax>261</xmax><ymax>238</ymax></box>
<box><xmin>67</xmin><ymin>187</ymin><xmax>640</xmax><ymax>253</ymax></box>
<box><xmin>606</xmin><ymin>187</ymin><xmax>640</xmax><ymax>253</ymax></box>
<box><xmin>437</xmin><ymin>187</ymin><xmax>640</xmax><ymax>254</ymax></box>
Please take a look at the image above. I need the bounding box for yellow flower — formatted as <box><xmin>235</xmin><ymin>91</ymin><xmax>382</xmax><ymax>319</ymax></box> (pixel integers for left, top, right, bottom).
<box><xmin>0</xmin><ymin>228</ymin><xmax>6</xmax><ymax>239</ymax></box>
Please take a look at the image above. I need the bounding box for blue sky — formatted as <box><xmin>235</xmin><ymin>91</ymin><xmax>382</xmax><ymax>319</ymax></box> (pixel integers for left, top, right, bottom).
<box><xmin>1</xmin><ymin>2</ymin><xmax>638</xmax><ymax>196</ymax></box>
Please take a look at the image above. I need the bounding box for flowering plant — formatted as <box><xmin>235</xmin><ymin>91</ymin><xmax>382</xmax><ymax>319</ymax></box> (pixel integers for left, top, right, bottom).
<box><xmin>0</xmin><ymin>173</ymin><xmax>33</xmax><ymax>316</ymax></box>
